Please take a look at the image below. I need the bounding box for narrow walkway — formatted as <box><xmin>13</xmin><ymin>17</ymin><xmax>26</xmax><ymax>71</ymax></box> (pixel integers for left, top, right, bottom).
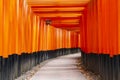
<box><xmin>30</xmin><ymin>53</ymin><xmax>87</xmax><ymax>80</ymax></box>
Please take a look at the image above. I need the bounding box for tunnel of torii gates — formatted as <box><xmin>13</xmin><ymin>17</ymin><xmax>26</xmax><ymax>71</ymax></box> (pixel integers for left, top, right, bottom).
<box><xmin>0</xmin><ymin>0</ymin><xmax>120</xmax><ymax>80</ymax></box>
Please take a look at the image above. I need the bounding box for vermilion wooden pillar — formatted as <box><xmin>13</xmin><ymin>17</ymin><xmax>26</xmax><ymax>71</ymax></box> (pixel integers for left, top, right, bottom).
<box><xmin>118</xmin><ymin>0</ymin><xmax>120</xmax><ymax>54</ymax></box>
<box><xmin>81</xmin><ymin>0</ymin><xmax>119</xmax><ymax>56</ymax></box>
<box><xmin>0</xmin><ymin>0</ymin><xmax>3</xmax><ymax>57</ymax></box>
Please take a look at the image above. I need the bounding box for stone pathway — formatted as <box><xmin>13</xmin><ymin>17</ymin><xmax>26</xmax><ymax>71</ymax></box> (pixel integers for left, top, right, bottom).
<box><xmin>30</xmin><ymin>53</ymin><xmax>87</xmax><ymax>80</ymax></box>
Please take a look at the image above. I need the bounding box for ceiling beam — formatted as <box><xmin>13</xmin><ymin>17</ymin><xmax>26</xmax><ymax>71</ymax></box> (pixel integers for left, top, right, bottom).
<box><xmin>36</xmin><ymin>13</ymin><xmax>82</xmax><ymax>17</ymax></box>
<box><xmin>42</xmin><ymin>17</ymin><xmax>81</xmax><ymax>20</ymax></box>
<box><xmin>52</xmin><ymin>24</ymin><xmax>80</xmax><ymax>27</ymax></box>
<box><xmin>30</xmin><ymin>4</ymin><xmax>87</xmax><ymax>8</ymax></box>
<box><xmin>32</xmin><ymin>7</ymin><xmax>85</xmax><ymax>11</ymax></box>
<box><xmin>34</xmin><ymin>11</ymin><xmax>83</xmax><ymax>14</ymax></box>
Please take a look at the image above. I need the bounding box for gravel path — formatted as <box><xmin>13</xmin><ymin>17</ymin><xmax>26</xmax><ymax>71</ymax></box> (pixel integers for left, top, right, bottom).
<box><xmin>30</xmin><ymin>53</ymin><xmax>87</xmax><ymax>80</ymax></box>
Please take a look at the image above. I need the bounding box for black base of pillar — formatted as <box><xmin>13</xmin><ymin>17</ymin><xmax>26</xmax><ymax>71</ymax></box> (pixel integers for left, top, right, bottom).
<box><xmin>81</xmin><ymin>51</ymin><xmax>120</xmax><ymax>80</ymax></box>
<box><xmin>0</xmin><ymin>48</ymin><xmax>80</xmax><ymax>80</ymax></box>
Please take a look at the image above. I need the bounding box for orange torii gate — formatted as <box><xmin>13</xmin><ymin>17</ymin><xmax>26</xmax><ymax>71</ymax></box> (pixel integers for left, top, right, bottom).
<box><xmin>80</xmin><ymin>0</ymin><xmax>120</xmax><ymax>80</ymax></box>
<box><xmin>0</xmin><ymin>0</ymin><xmax>120</xmax><ymax>80</ymax></box>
